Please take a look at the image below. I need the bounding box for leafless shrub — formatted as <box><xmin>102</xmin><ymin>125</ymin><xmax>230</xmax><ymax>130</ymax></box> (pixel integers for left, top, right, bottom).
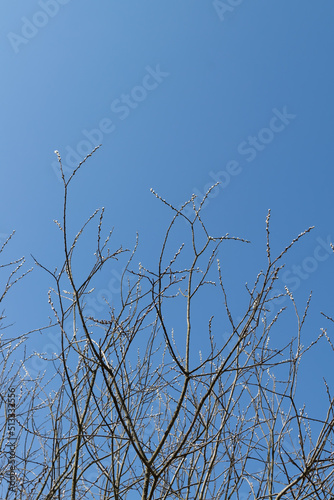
<box><xmin>1</xmin><ymin>147</ymin><xmax>333</xmax><ymax>499</ymax></box>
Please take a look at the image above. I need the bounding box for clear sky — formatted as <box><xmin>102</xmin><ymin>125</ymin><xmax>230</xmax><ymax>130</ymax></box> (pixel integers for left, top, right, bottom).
<box><xmin>1</xmin><ymin>0</ymin><xmax>334</xmax><ymax>435</ymax></box>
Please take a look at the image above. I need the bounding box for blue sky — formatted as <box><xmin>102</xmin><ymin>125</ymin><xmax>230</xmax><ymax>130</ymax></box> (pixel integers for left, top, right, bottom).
<box><xmin>1</xmin><ymin>0</ymin><xmax>334</xmax><ymax>430</ymax></box>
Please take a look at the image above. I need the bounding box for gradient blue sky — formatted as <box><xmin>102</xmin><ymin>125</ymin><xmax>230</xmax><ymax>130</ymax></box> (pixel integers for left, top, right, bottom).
<box><xmin>1</xmin><ymin>2</ymin><xmax>334</xmax><ymax>413</ymax></box>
